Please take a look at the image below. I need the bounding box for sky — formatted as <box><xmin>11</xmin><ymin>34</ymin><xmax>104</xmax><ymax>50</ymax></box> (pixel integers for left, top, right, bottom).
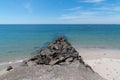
<box><xmin>0</xmin><ymin>0</ymin><xmax>120</xmax><ymax>24</ymax></box>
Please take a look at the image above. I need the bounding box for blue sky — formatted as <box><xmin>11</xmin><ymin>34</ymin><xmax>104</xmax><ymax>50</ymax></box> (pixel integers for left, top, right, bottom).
<box><xmin>0</xmin><ymin>0</ymin><xmax>120</xmax><ymax>24</ymax></box>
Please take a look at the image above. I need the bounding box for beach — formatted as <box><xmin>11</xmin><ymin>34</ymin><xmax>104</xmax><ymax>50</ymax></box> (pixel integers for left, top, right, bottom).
<box><xmin>0</xmin><ymin>24</ymin><xmax>120</xmax><ymax>80</ymax></box>
<box><xmin>0</xmin><ymin>48</ymin><xmax>120</xmax><ymax>80</ymax></box>
<box><xmin>0</xmin><ymin>0</ymin><xmax>119</xmax><ymax>78</ymax></box>
<box><xmin>78</xmin><ymin>48</ymin><xmax>120</xmax><ymax>80</ymax></box>
<box><xmin>0</xmin><ymin>37</ymin><xmax>106</xmax><ymax>80</ymax></box>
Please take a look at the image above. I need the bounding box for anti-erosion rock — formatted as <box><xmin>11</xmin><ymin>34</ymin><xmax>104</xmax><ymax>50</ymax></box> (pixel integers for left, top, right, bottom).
<box><xmin>0</xmin><ymin>37</ymin><xmax>106</xmax><ymax>80</ymax></box>
<box><xmin>28</xmin><ymin>37</ymin><xmax>85</xmax><ymax>65</ymax></box>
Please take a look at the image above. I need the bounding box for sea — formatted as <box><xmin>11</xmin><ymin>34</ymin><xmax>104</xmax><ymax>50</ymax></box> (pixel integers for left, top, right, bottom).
<box><xmin>0</xmin><ymin>24</ymin><xmax>120</xmax><ymax>63</ymax></box>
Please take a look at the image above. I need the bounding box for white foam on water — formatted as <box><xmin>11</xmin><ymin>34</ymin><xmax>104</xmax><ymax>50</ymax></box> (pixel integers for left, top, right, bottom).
<box><xmin>0</xmin><ymin>59</ymin><xmax>23</xmax><ymax>67</ymax></box>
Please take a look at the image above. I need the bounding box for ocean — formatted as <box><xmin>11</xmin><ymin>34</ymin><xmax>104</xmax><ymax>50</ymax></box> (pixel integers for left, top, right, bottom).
<box><xmin>0</xmin><ymin>24</ymin><xmax>120</xmax><ymax>62</ymax></box>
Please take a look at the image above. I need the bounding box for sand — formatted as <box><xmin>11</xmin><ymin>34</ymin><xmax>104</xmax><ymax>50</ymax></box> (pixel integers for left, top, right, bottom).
<box><xmin>0</xmin><ymin>59</ymin><xmax>23</xmax><ymax>77</ymax></box>
<box><xmin>78</xmin><ymin>48</ymin><xmax>120</xmax><ymax>80</ymax></box>
<box><xmin>78</xmin><ymin>48</ymin><xmax>120</xmax><ymax>60</ymax></box>
<box><xmin>0</xmin><ymin>61</ymin><xmax>105</xmax><ymax>80</ymax></box>
<box><xmin>0</xmin><ymin>69</ymin><xmax>9</xmax><ymax>76</ymax></box>
<box><xmin>85</xmin><ymin>58</ymin><xmax>120</xmax><ymax>80</ymax></box>
<box><xmin>0</xmin><ymin>48</ymin><xmax>120</xmax><ymax>80</ymax></box>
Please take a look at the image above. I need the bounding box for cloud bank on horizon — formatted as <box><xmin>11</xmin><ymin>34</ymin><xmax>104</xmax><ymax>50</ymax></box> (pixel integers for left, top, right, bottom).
<box><xmin>0</xmin><ymin>0</ymin><xmax>120</xmax><ymax>24</ymax></box>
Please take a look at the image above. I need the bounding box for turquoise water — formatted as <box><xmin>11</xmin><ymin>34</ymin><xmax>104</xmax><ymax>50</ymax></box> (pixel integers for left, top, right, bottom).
<box><xmin>0</xmin><ymin>24</ymin><xmax>120</xmax><ymax>62</ymax></box>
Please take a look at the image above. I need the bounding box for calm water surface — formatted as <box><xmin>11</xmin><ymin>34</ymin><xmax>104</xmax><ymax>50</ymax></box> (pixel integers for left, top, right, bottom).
<box><xmin>0</xmin><ymin>24</ymin><xmax>120</xmax><ymax>61</ymax></box>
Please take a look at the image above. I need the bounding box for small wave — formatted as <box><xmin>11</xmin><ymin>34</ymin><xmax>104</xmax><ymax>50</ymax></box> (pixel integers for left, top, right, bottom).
<box><xmin>0</xmin><ymin>59</ymin><xmax>23</xmax><ymax>66</ymax></box>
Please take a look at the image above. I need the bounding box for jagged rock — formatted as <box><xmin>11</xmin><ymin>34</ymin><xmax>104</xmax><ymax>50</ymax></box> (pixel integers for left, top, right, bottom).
<box><xmin>66</xmin><ymin>57</ymin><xmax>73</xmax><ymax>62</ymax></box>
<box><xmin>28</xmin><ymin>37</ymin><xmax>85</xmax><ymax>66</ymax></box>
<box><xmin>49</xmin><ymin>59</ymin><xmax>60</xmax><ymax>65</ymax></box>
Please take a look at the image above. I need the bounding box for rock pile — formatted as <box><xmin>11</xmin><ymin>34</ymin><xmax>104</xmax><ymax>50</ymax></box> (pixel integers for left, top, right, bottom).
<box><xmin>27</xmin><ymin>37</ymin><xmax>85</xmax><ymax>65</ymax></box>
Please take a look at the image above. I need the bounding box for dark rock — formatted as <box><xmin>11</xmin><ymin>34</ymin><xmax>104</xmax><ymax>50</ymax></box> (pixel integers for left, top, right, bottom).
<box><xmin>85</xmin><ymin>64</ymin><xmax>95</xmax><ymax>73</ymax></box>
<box><xmin>6</xmin><ymin>66</ymin><xmax>13</xmax><ymax>71</ymax></box>
<box><xmin>28</xmin><ymin>37</ymin><xmax>85</xmax><ymax>66</ymax></box>
<box><xmin>29</xmin><ymin>56</ymin><xmax>38</xmax><ymax>61</ymax></box>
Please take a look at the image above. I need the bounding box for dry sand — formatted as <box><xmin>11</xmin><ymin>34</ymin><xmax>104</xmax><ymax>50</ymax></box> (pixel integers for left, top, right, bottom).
<box><xmin>78</xmin><ymin>48</ymin><xmax>120</xmax><ymax>80</ymax></box>
<box><xmin>0</xmin><ymin>48</ymin><xmax>120</xmax><ymax>80</ymax></box>
<box><xmin>85</xmin><ymin>58</ymin><xmax>120</xmax><ymax>80</ymax></box>
<box><xmin>0</xmin><ymin>61</ymin><xmax>105</xmax><ymax>80</ymax></box>
<box><xmin>0</xmin><ymin>60</ymin><xmax>23</xmax><ymax>76</ymax></box>
<box><xmin>0</xmin><ymin>69</ymin><xmax>9</xmax><ymax>76</ymax></box>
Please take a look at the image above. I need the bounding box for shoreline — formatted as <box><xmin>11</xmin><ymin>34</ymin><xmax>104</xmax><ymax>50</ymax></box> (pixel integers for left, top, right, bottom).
<box><xmin>0</xmin><ymin>59</ymin><xmax>23</xmax><ymax>71</ymax></box>
<box><xmin>0</xmin><ymin>48</ymin><xmax>120</xmax><ymax>80</ymax></box>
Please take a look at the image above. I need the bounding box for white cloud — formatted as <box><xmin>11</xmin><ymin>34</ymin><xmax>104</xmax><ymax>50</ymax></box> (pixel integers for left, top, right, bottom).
<box><xmin>94</xmin><ymin>6</ymin><xmax>120</xmax><ymax>12</ymax></box>
<box><xmin>60</xmin><ymin>3</ymin><xmax>120</xmax><ymax>19</ymax></box>
<box><xmin>80</xmin><ymin>0</ymin><xmax>104</xmax><ymax>3</ymax></box>
<box><xmin>58</xmin><ymin>14</ymin><xmax>120</xmax><ymax>24</ymax></box>
<box><xmin>65</xmin><ymin>7</ymin><xmax>81</xmax><ymax>11</ymax></box>
<box><xmin>59</xmin><ymin>3</ymin><xmax>120</xmax><ymax>24</ymax></box>
<box><xmin>60</xmin><ymin>11</ymin><xmax>97</xmax><ymax>19</ymax></box>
